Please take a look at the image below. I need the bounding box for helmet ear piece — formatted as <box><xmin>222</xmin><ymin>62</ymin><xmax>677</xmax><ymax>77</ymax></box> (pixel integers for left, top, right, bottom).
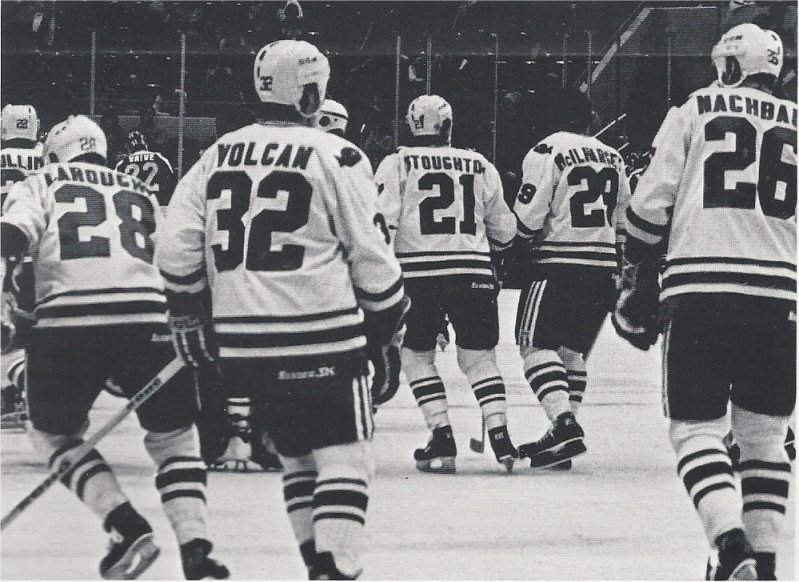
<box><xmin>722</xmin><ymin>56</ymin><xmax>744</xmax><ymax>87</ymax></box>
<box><xmin>299</xmin><ymin>83</ymin><xmax>322</xmax><ymax>118</ymax></box>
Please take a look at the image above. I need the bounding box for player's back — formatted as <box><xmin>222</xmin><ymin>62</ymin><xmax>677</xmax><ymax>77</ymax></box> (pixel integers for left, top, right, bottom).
<box><xmin>515</xmin><ymin>132</ymin><xmax>629</xmax><ymax>272</ymax></box>
<box><xmin>1</xmin><ymin>143</ymin><xmax>43</xmax><ymax>206</ymax></box>
<box><xmin>652</xmin><ymin>86</ymin><xmax>796</xmax><ymax>301</ymax></box>
<box><xmin>116</xmin><ymin>150</ymin><xmax>175</xmax><ymax>207</ymax></box>
<box><xmin>377</xmin><ymin>145</ymin><xmax>514</xmax><ymax>282</ymax></box>
<box><xmin>2</xmin><ymin>162</ymin><xmax>165</xmax><ymax>328</ymax></box>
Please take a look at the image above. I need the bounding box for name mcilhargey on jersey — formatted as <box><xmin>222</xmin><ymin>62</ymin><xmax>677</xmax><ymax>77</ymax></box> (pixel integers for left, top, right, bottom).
<box><xmin>695</xmin><ymin>92</ymin><xmax>798</xmax><ymax>126</ymax></box>
<box><xmin>1</xmin><ymin>152</ymin><xmax>43</xmax><ymax>171</ymax></box>
<box><xmin>554</xmin><ymin>146</ymin><xmax>624</xmax><ymax>171</ymax></box>
<box><xmin>41</xmin><ymin>164</ymin><xmax>150</xmax><ymax>193</ymax></box>
<box><xmin>216</xmin><ymin>141</ymin><xmax>313</xmax><ymax>170</ymax></box>
<box><xmin>402</xmin><ymin>154</ymin><xmax>486</xmax><ymax>174</ymax></box>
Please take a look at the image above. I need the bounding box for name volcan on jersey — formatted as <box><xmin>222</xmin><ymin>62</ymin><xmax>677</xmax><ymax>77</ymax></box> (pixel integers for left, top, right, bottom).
<box><xmin>41</xmin><ymin>165</ymin><xmax>150</xmax><ymax>193</ymax></box>
<box><xmin>403</xmin><ymin>154</ymin><xmax>486</xmax><ymax>174</ymax></box>
<box><xmin>1</xmin><ymin>152</ymin><xmax>43</xmax><ymax>171</ymax></box>
<box><xmin>216</xmin><ymin>141</ymin><xmax>312</xmax><ymax>169</ymax></box>
<box><xmin>696</xmin><ymin>93</ymin><xmax>798</xmax><ymax>126</ymax></box>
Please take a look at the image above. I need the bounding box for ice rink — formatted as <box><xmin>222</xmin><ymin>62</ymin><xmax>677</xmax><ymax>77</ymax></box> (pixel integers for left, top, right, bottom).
<box><xmin>1</xmin><ymin>290</ymin><xmax>795</xmax><ymax>580</ymax></box>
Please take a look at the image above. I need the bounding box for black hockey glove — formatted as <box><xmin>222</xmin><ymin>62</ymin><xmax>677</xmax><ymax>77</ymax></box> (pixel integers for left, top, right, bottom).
<box><xmin>364</xmin><ymin>295</ymin><xmax>411</xmax><ymax>406</ymax></box>
<box><xmin>611</xmin><ymin>253</ymin><xmax>661</xmax><ymax>351</ymax></box>
<box><xmin>167</xmin><ymin>290</ymin><xmax>218</xmax><ymax>368</ymax></box>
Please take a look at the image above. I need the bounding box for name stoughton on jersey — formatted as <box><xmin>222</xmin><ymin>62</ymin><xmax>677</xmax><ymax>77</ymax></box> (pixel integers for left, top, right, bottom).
<box><xmin>627</xmin><ymin>86</ymin><xmax>797</xmax><ymax>302</ymax></box>
<box><xmin>156</xmin><ymin>123</ymin><xmax>404</xmax><ymax>359</ymax></box>
<box><xmin>1</xmin><ymin>145</ymin><xmax>44</xmax><ymax>205</ymax></box>
<box><xmin>514</xmin><ymin>132</ymin><xmax>631</xmax><ymax>271</ymax></box>
<box><xmin>375</xmin><ymin>146</ymin><xmax>515</xmax><ymax>283</ymax></box>
<box><xmin>1</xmin><ymin>162</ymin><xmax>166</xmax><ymax>328</ymax></box>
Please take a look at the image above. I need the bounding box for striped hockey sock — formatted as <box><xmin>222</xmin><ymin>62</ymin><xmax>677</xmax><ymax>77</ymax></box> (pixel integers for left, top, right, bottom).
<box><xmin>410</xmin><ymin>376</ymin><xmax>450</xmax><ymax>430</ymax></box>
<box><xmin>740</xmin><ymin>458</ymin><xmax>791</xmax><ymax>555</ymax></box>
<box><xmin>283</xmin><ymin>467</ymin><xmax>318</xmax><ymax>548</ymax></box>
<box><xmin>50</xmin><ymin>438</ymin><xmax>128</xmax><ymax>520</ymax></box>
<box><xmin>155</xmin><ymin>456</ymin><xmax>208</xmax><ymax>544</ymax></box>
<box><xmin>567</xmin><ymin>370</ymin><xmax>587</xmax><ymax>416</ymax></box>
<box><xmin>471</xmin><ymin>375</ymin><xmax>507</xmax><ymax>430</ymax></box>
<box><xmin>522</xmin><ymin>350</ymin><xmax>570</xmax><ymax>422</ymax></box>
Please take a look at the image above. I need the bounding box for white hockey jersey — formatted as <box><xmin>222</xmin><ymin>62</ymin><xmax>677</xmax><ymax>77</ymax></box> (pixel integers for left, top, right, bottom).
<box><xmin>157</xmin><ymin>122</ymin><xmax>404</xmax><ymax>360</ymax></box>
<box><xmin>375</xmin><ymin>146</ymin><xmax>515</xmax><ymax>283</ymax></box>
<box><xmin>1</xmin><ymin>163</ymin><xmax>166</xmax><ymax>328</ymax></box>
<box><xmin>627</xmin><ymin>86</ymin><xmax>796</xmax><ymax>302</ymax></box>
<box><xmin>1</xmin><ymin>144</ymin><xmax>43</xmax><ymax>207</ymax></box>
<box><xmin>514</xmin><ymin>132</ymin><xmax>631</xmax><ymax>271</ymax></box>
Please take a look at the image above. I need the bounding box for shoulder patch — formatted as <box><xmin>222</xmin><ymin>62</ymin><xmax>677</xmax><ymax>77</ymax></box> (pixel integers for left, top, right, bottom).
<box><xmin>533</xmin><ymin>143</ymin><xmax>553</xmax><ymax>155</ymax></box>
<box><xmin>336</xmin><ymin>147</ymin><xmax>362</xmax><ymax>168</ymax></box>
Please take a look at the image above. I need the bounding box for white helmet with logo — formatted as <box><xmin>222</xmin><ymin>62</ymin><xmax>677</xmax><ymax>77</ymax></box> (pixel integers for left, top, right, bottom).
<box><xmin>406</xmin><ymin>94</ymin><xmax>453</xmax><ymax>139</ymax></box>
<box><xmin>315</xmin><ymin>99</ymin><xmax>348</xmax><ymax>135</ymax></box>
<box><xmin>43</xmin><ymin>115</ymin><xmax>107</xmax><ymax>164</ymax></box>
<box><xmin>712</xmin><ymin>23</ymin><xmax>783</xmax><ymax>88</ymax></box>
<box><xmin>253</xmin><ymin>39</ymin><xmax>330</xmax><ymax>118</ymax></box>
<box><xmin>1</xmin><ymin>104</ymin><xmax>39</xmax><ymax>142</ymax></box>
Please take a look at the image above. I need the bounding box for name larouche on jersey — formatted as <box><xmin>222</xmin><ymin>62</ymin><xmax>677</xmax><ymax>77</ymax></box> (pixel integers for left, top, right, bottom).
<box><xmin>375</xmin><ymin>146</ymin><xmax>515</xmax><ymax>283</ymax></box>
<box><xmin>514</xmin><ymin>132</ymin><xmax>631</xmax><ymax>271</ymax></box>
<box><xmin>626</xmin><ymin>85</ymin><xmax>797</xmax><ymax>301</ymax></box>
<box><xmin>1</xmin><ymin>163</ymin><xmax>166</xmax><ymax>328</ymax></box>
<box><xmin>156</xmin><ymin>123</ymin><xmax>403</xmax><ymax>359</ymax></box>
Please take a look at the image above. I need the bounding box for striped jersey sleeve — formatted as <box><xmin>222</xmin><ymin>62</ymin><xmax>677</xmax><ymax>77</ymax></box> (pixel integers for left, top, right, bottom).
<box><xmin>514</xmin><ymin>147</ymin><xmax>556</xmax><ymax>240</ymax></box>
<box><xmin>375</xmin><ymin>152</ymin><xmax>403</xmax><ymax>246</ymax></box>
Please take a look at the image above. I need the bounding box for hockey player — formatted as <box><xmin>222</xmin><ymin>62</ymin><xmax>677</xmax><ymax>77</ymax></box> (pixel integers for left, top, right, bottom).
<box><xmin>157</xmin><ymin>40</ymin><xmax>407</xmax><ymax>580</ymax></box>
<box><xmin>315</xmin><ymin>98</ymin><xmax>348</xmax><ymax>137</ymax></box>
<box><xmin>613</xmin><ymin>24</ymin><xmax>795</xmax><ymax>580</ymax></box>
<box><xmin>1</xmin><ymin>104</ymin><xmax>44</xmax><ymax>207</ymax></box>
<box><xmin>376</xmin><ymin>94</ymin><xmax>518</xmax><ymax>473</ymax></box>
<box><xmin>0</xmin><ymin>115</ymin><xmax>228</xmax><ymax>580</ymax></box>
<box><xmin>513</xmin><ymin>87</ymin><xmax>631</xmax><ymax>469</ymax></box>
<box><xmin>115</xmin><ymin>130</ymin><xmax>176</xmax><ymax>208</ymax></box>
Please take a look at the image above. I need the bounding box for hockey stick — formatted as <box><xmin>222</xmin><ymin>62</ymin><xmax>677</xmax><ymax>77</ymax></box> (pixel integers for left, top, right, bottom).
<box><xmin>0</xmin><ymin>357</ymin><xmax>184</xmax><ymax>531</ymax></box>
<box><xmin>469</xmin><ymin>415</ymin><xmax>486</xmax><ymax>453</ymax></box>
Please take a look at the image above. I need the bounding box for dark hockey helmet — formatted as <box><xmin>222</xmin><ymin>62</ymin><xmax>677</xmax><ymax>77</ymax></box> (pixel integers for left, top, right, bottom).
<box><xmin>125</xmin><ymin>130</ymin><xmax>148</xmax><ymax>154</ymax></box>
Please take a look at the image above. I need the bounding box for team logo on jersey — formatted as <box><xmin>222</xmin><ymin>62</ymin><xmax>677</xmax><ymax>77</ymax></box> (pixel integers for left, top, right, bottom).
<box><xmin>336</xmin><ymin>147</ymin><xmax>361</xmax><ymax>167</ymax></box>
<box><xmin>533</xmin><ymin>143</ymin><xmax>553</xmax><ymax>155</ymax></box>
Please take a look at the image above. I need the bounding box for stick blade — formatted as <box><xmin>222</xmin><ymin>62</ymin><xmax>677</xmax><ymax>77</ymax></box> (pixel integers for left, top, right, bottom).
<box><xmin>469</xmin><ymin>438</ymin><xmax>485</xmax><ymax>453</ymax></box>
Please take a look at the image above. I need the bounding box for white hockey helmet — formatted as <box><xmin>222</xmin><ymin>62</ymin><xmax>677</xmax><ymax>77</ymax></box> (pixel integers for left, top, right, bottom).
<box><xmin>253</xmin><ymin>39</ymin><xmax>330</xmax><ymax>118</ymax></box>
<box><xmin>43</xmin><ymin>115</ymin><xmax>107</xmax><ymax>164</ymax></box>
<box><xmin>1</xmin><ymin>104</ymin><xmax>39</xmax><ymax>142</ymax></box>
<box><xmin>712</xmin><ymin>23</ymin><xmax>783</xmax><ymax>88</ymax></box>
<box><xmin>315</xmin><ymin>99</ymin><xmax>348</xmax><ymax>134</ymax></box>
<box><xmin>407</xmin><ymin>94</ymin><xmax>453</xmax><ymax>138</ymax></box>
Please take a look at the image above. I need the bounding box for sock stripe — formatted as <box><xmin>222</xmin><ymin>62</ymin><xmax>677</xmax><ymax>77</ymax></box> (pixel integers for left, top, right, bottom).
<box><xmin>743</xmin><ymin>501</ymin><xmax>787</xmax><ymax>514</ymax></box>
<box><xmin>478</xmin><ymin>396</ymin><xmax>506</xmax><ymax>406</ymax></box>
<box><xmin>410</xmin><ymin>376</ymin><xmax>443</xmax><ymax>388</ymax></box>
<box><xmin>316</xmin><ymin>477</ymin><xmax>367</xmax><ymax>488</ymax></box>
<box><xmin>682</xmin><ymin>461</ymin><xmax>734</xmax><ymax>492</ymax></box>
<box><xmin>472</xmin><ymin>376</ymin><xmax>503</xmax><ymax>390</ymax></box>
<box><xmin>741</xmin><ymin>477</ymin><xmax>789</xmax><ymax>498</ymax></box>
<box><xmin>162</xmin><ymin>489</ymin><xmax>206</xmax><ymax>503</ymax></box>
<box><xmin>525</xmin><ymin>362</ymin><xmax>564</xmax><ymax>379</ymax></box>
<box><xmin>537</xmin><ymin>384</ymin><xmax>568</xmax><ymax>401</ymax></box>
<box><xmin>287</xmin><ymin>500</ymin><xmax>313</xmax><ymax>512</ymax></box>
<box><xmin>61</xmin><ymin>449</ymin><xmax>104</xmax><ymax>488</ymax></box>
<box><xmin>693</xmin><ymin>481</ymin><xmax>736</xmax><ymax>507</ymax></box>
<box><xmin>75</xmin><ymin>463</ymin><xmax>112</xmax><ymax>500</ymax></box>
<box><xmin>283</xmin><ymin>470</ymin><xmax>318</xmax><ymax>482</ymax></box>
<box><xmin>313</xmin><ymin>490</ymin><xmax>369</xmax><ymax>512</ymax></box>
<box><xmin>159</xmin><ymin>455</ymin><xmax>207</xmax><ymax>472</ymax></box>
<box><xmin>738</xmin><ymin>459</ymin><xmax>791</xmax><ymax>473</ymax></box>
<box><xmin>677</xmin><ymin>448</ymin><xmax>728</xmax><ymax>472</ymax></box>
<box><xmin>412</xmin><ymin>384</ymin><xmax>445</xmax><ymax>399</ymax></box>
<box><xmin>312</xmin><ymin>511</ymin><xmax>365</xmax><ymax>525</ymax></box>
<box><xmin>284</xmin><ymin>481</ymin><xmax>316</xmax><ymax>502</ymax></box>
<box><xmin>473</xmin><ymin>383</ymin><xmax>505</xmax><ymax>401</ymax></box>
<box><xmin>155</xmin><ymin>468</ymin><xmax>207</xmax><ymax>489</ymax></box>
<box><xmin>48</xmin><ymin>439</ymin><xmax>82</xmax><ymax>468</ymax></box>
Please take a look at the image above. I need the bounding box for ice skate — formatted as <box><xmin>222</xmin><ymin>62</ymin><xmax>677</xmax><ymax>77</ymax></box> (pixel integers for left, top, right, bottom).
<box><xmin>181</xmin><ymin>539</ymin><xmax>230</xmax><ymax>580</ymax></box>
<box><xmin>706</xmin><ymin>529</ymin><xmax>758</xmax><ymax>581</ymax></box>
<box><xmin>100</xmin><ymin>503</ymin><xmax>160</xmax><ymax>580</ymax></box>
<box><xmin>414</xmin><ymin>426</ymin><xmax>456</xmax><ymax>473</ymax></box>
<box><xmin>488</xmin><ymin>425</ymin><xmax>517</xmax><ymax>473</ymax></box>
<box><xmin>1</xmin><ymin>385</ymin><xmax>26</xmax><ymax>430</ymax></box>
<box><xmin>308</xmin><ymin>551</ymin><xmax>361</xmax><ymax>580</ymax></box>
<box><xmin>518</xmin><ymin>412</ymin><xmax>586</xmax><ymax>468</ymax></box>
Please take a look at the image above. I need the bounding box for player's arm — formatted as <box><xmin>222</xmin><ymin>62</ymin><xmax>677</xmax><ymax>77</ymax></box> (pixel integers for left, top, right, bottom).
<box><xmin>511</xmin><ymin>145</ymin><xmax>558</xmax><ymax>261</ymax></box>
<box><xmin>612</xmin><ymin>107</ymin><xmax>686</xmax><ymax>350</ymax></box>
<box><xmin>374</xmin><ymin>151</ymin><xmax>402</xmax><ymax>246</ymax></box>
<box><xmin>612</xmin><ymin>162</ymin><xmax>634</xmax><ymax>283</ymax></box>
<box><xmin>155</xmin><ymin>153</ymin><xmax>177</xmax><ymax>205</ymax></box>
<box><xmin>332</xmin><ymin>145</ymin><xmax>409</xmax><ymax>405</ymax></box>
<box><xmin>482</xmin><ymin>161</ymin><xmax>515</xmax><ymax>251</ymax></box>
<box><xmin>155</xmin><ymin>154</ymin><xmax>216</xmax><ymax>368</ymax></box>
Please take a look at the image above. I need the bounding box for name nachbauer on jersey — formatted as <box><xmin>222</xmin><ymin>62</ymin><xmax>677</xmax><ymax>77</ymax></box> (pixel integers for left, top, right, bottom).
<box><xmin>627</xmin><ymin>85</ymin><xmax>797</xmax><ymax>302</ymax></box>
<box><xmin>156</xmin><ymin>122</ymin><xmax>403</xmax><ymax>359</ymax></box>
<box><xmin>514</xmin><ymin>132</ymin><xmax>631</xmax><ymax>271</ymax></box>
<box><xmin>1</xmin><ymin>163</ymin><xmax>165</xmax><ymax>328</ymax></box>
<box><xmin>1</xmin><ymin>144</ymin><xmax>43</xmax><ymax>207</ymax></box>
<box><xmin>375</xmin><ymin>146</ymin><xmax>515</xmax><ymax>284</ymax></box>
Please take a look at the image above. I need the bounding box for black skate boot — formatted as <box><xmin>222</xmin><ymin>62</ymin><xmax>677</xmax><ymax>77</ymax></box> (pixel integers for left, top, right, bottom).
<box><xmin>100</xmin><ymin>502</ymin><xmax>160</xmax><ymax>580</ymax></box>
<box><xmin>308</xmin><ymin>551</ymin><xmax>361</xmax><ymax>580</ymax></box>
<box><xmin>488</xmin><ymin>426</ymin><xmax>517</xmax><ymax>473</ymax></box>
<box><xmin>518</xmin><ymin>412</ymin><xmax>586</xmax><ymax>469</ymax></box>
<box><xmin>754</xmin><ymin>551</ymin><xmax>776</xmax><ymax>580</ymax></box>
<box><xmin>414</xmin><ymin>426</ymin><xmax>456</xmax><ymax>473</ymax></box>
<box><xmin>181</xmin><ymin>539</ymin><xmax>230</xmax><ymax>580</ymax></box>
<box><xmin>706</xmin><ymin>529</ymin><xmax>757</xmax><ymax>580</ymax></box>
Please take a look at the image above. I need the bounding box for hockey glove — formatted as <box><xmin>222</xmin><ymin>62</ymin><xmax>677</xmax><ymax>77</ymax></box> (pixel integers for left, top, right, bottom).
<box><xmin>611</xmin><ymin>253</ymin><xmax>661</xmax><ymax>351</ymax></box>
<box><xmin>365</xmin><ymin>295</ymin><xmax>411</xmax><ymax>406</ymax></box>
<box><xmin>167</xmin><ymin>291</ymin><xmax>218</xmax><ymax>368</ymax></box>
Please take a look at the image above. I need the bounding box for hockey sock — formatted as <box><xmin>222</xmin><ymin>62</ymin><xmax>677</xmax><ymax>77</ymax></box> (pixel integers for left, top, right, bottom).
<box><xmin>521</xmin><ymin>347</ymin><xmax>570</xmax><ymax>422</ymax></box>
<box><xmin>313</xmin><ymin>442</ymin><xmax>370</xmax><ymax>577</ymax></box>
<box><xmin>145</xmin><ymin>425</ymin><xmax>208</xmax><ymax>545</ymax></box>
<box><xmin>404</xmin><ymin>348</ymin><xmax>450</xmax><ymax>430</ymax></box>
<box><xmin>670</xmin><ymin>418</ymin><xmax>742</xmax><ymax>545</ymax></box>
<box><xmin>558</xmin><ymin>347</ymin><xmax>586</xmax><ymax>416</ymax></box>
<box><xmin>282</xmin><ymin>455</ymin><xmax>317</xmax><ymax>550</ymax></box>
<box><xmin>731</xmin><ymin>406</ymin><xmax>791</xmax><ymax>562</ymax></box>
<box><xmin>30</xmin><ymin>429</ymin><xmax>128</xmax><ymax>521</ymax></box>
<box><xmin>457</xmin><ymin>348</ymin><xmax>507</xmax><ymax>431</ymax></box>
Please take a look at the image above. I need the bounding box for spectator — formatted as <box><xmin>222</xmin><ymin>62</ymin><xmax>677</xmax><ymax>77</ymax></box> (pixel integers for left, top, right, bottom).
<box><xmin>99</xmin><ymin>106</ymin><xmax>127</xmax><ymax>166</ymax></box>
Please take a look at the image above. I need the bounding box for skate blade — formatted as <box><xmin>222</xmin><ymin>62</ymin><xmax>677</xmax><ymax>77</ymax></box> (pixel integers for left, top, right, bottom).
<box><xmin>529</xmin><ymin>441</ymin><xmax>586</xmax><ymax>469</ymax></box>
<box><xmin>1</xmin><ymin>411</ymin><xmax>27</xmax><ymax>430</ymax></box>
<box><xmin>728</xmin><ymin>559</ymin><xmax>758</xmax><ymax>580</ymax></box>
<box><xmin>519</xmin><ymin>434</ymin><xmax>584</xmax><ymax>458</ymax></box>
<box><xmin>209</xmin><ymin>460</ymin><xmax>250</xmax><ymax>472</ymax></box>
<box><xmin>102</xmin><ymin>534</ymin><xmax>160</xmax><ymax>580</ymax></box>
<box><xmin>544</xmin><ymin>459</ymin><xmax>572</xmax><ymax>471</ymax></box>
<box><xmin>499</xmin><ymin>457</ymin><xmax>515</xmax><ymax>474</ymax></box>
<box><xmin>415</xmin><ymin>457</ymin><xmax>456</xmax><ymax>474</ymax></box>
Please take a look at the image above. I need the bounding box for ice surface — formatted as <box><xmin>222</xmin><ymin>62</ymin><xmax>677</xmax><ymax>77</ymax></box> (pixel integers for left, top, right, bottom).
<box><xmin>1</xmin><ymin>290</ymin><xmax>794</xmax><ymax>580</ymax></box>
